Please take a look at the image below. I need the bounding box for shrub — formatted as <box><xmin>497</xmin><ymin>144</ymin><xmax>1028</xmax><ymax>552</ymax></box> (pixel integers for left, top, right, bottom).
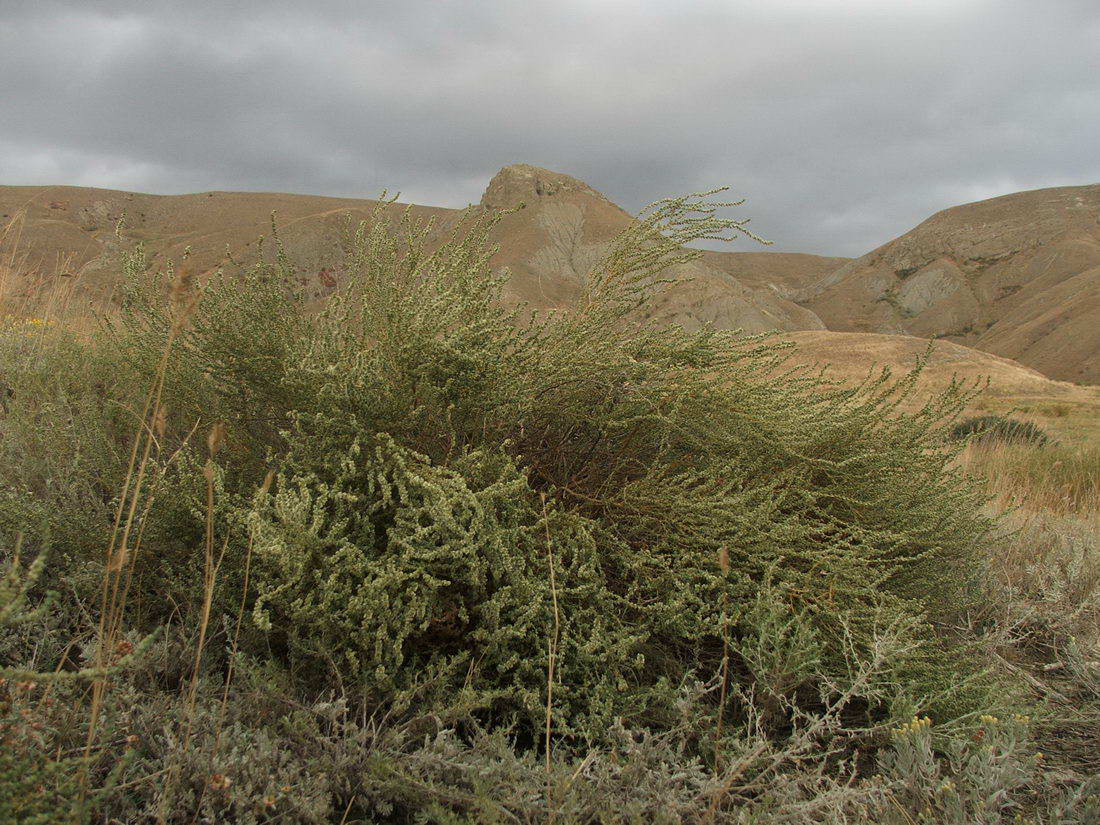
<box><xmin>94</xmin><ymin>194</ymin><xmax>1005</xmax><ymax>742</ymax></box>
<box><xmin>951</xmin><ymin>414</ymin><xmax>1051</xmax><ymax>446</ymax></box>
<box><xmin>0</xmin><ymin>191</ymin><xmax>1096</xmax><ymax>822</ymax></box>
<box><xmin>0</xmin><ymin>541</ymin><xmax>145</xmax><ymax>824</ymax></box>
<box><xmin>0</xmin><ymin>317</ymin><xmax>139</xmax><ymax>566</ymax></box>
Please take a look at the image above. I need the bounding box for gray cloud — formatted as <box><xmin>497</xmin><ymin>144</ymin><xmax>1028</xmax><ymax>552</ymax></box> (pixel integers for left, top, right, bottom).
<box><xmin>2</xmin><ymin>0</ymin><xmax>1097</xmax><ymax>255</ymax></box>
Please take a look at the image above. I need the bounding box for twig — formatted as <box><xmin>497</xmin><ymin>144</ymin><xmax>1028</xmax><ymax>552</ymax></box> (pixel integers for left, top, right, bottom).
<box><xmin>714</xmin><ymin>545</ymin><xmax>731</xmax><ymax>774</ymax></box>
<box><xmin>991</xmin><ymin>650</ymin><xmax>1071</xmax><ymax>703</ymax></box>
<box><xmin>542</xmin><ymin>493</ymin><xmax>561</xmax><ymax>825</ymax></box>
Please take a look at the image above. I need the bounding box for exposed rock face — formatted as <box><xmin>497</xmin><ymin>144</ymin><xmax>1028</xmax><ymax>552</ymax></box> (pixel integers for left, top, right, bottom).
<box><xmin>480</xmin><ymin>164</ymin><xmax>609</xmax><ymax>212</ymax></box>
<box><xmin>478</xmin><ymin>164</ymin><xmax>826</xmax><ymax>333</ymax></box>
<box><xmin>798</xmin><ymin>184</ymin><xmax>1100</xmax><ymax>383</ymax></box>
<box><xmin>0</xmin><ymin>166</ymin><xmax>829</xmax><ymax>335</ymax></box>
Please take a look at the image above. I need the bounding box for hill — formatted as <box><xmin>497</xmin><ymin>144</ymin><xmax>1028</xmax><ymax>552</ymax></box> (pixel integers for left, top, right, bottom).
<box><xmin>478</xmin><ymin>164</ymin><xmax>830</xmax><ymax>332</ymax></box>
<box><xmin>4</xmin><ymin>168</ymin><xmax>1098</xmax><ymax>385</ymax></box>
<box><xmin>782</xmin><ymin>330</ymin><xmax>1100</xmax><ymax>415</ymax></box>
<box><xmin>0</xmin><ymin>184</ymin><xmax>456</xmax><ymax>302</ymax></box>
<box><xmin>700</xmin><ymin>249</ymin><xmax>850</xmax><ymax>296</ymax></box>
<box><xmin>0</xmin><ymin>165</ymin><xmax>843</xmax><ymax>335</ymax></box>
<box><xmin>779</xmin><ymin>331</ymin><xmax>1100</xmax><ymax>452</ymax></box>
<box><xmin>795</xmin><ymin>184</ymin><xmax>1100</xmax><ymax>384</ymax></box>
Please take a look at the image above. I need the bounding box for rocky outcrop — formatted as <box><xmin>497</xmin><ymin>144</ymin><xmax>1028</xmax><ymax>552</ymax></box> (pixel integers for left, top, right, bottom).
<box><xmin>480</xmin><ymin>164</ymin><xmax>611</xmax><ymax>212</ymax></box>
<box><xmin>479</xmin><ymin>164</ymin><xmax>826</xmax><ymax>333</ymax></box>
<box><xmin>797</xmin><ymin>184</ymin><xmax>1100</xmax><ymax>383</ymax></box>
<box><xmin>0</xmin><ymin>166</ymin><xmax>828</xmax><ymax>336</ymax></box>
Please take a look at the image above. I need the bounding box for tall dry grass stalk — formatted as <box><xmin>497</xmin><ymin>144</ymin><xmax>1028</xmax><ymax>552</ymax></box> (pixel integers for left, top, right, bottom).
<box><xmin>705</xmin><ymin>546</ymin><xmax>733</xmax><ymax>825</ymax></box>
<box><xmin>83</xmin><ymin>267</ymin><xmax>197</xmax><ymax>802</ymax></box>
<box><xmin>1</xmin><ymin>209</ymin><xmax>94</xmax><ymax>328</ymax></box>
<box><xmin>156</xmin><ymin>422</ymin><xmax>231</xmax><ymax>822</ymax></box>
<box><xmin>714</xmin><ymin>545</ymin><xmax>731</xmax><ymax>769</ymax></box>
<box><xmin>541</xmin><ymin>493</ymin><xmax>561</xmax><ymax>825</ymax></box>
<box><xmin>959</xmin><ymin>438</ymin><xmax>1100</xmax><ymax>520</ymax></box>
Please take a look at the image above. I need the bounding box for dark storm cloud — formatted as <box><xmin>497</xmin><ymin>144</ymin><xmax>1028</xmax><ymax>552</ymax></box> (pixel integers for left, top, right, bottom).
<box><xmin>2</xmin><ymin>0</ymin><xmax>1098</xmax><ymax>255</ymax></box>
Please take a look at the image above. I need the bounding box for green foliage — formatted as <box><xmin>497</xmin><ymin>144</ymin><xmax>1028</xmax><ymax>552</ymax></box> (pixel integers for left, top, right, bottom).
<box><xmin>93</xmin><ymin>192</ymin><xmax>1005</xmax><ymax>741</ymax></box>
<box><xmin>879</xmin><ymin>714</ymin><xmax>1042</xmax><ymax>824</ymax></box>
<box><xmin>0</xmin><ymin>645</ymin><xmax>1091</xmax><ymax>825</ymax></box>
<box><xmin>0</xmin><ymin>686</ymin><xmax>85</xmax><ymax>825</ymax></box>
<box><xmin>4</xmin><ymin>189</ymin><xmax>1096</xmax><ymax>822</ymax></box>
<box><xmin>0</xmin><ymin>541</ymin><xmax>140</xmax><ymax>825</ymax></box>
<box><xmin>952</xmin><ymin>414</ymin><xmax>1052</xmax><ymax>446</ymax></box>
<box><xmin>0</xmin><ymin>321</ymin><xmax>137</xmax><ymax>573</ymax></box>
<box><xmin>0</xmin><ymin>539</ymin><xmax>52</xmax><ymax>630</ymax></box>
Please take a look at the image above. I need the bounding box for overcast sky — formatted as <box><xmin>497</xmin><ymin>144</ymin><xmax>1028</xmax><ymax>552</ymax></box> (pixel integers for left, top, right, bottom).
<box><xmin>1</xmin><ymin>0</ymin><xmax>1097</xmax><ymax>256</ymax></box>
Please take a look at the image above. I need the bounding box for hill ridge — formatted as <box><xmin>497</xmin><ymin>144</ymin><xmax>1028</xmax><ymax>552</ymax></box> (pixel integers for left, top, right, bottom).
<box><xmin>2</xmin><ymin>168</ymin><xmax>1098</xmax><ymax>385</ymax></box>
<box><xmin>798</xmin><ymin>182</ymin><xmax>1100</xmax><ymax>383</ymax></box>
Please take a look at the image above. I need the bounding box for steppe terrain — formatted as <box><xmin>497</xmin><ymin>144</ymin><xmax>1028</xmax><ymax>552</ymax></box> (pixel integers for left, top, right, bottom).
<box><xmin>798</xmin><ymin>184</ymin><xmax>1100</xmax><ymax>384</ymax></box>
<box><xmin>2</xmin><ymin>164</ymin><xmax>1098</xmax><ymax>823</ymax></box>
<box><xmin>3</xmin><ymin>163</ymin><xmax>1096</xmax><ymax>420</ymax></box>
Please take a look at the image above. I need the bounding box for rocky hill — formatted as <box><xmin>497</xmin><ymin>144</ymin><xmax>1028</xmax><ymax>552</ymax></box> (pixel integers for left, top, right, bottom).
<box><xmin>795</xmin><ymin>184</ymin><xmax>1100</xmax><ymax>384</ymax></box>
<box><xmin>0</xmin><ymin>184</ymin><xmax>457</xmax><ymax>303</ymax></box>
<box><xmin>2</xmin><ymin>167</ymin><xmax>1097</xmax><ymax>386</ymax></box>
<box><xmin>478</xmin><ymin>164</ymin><xmax>827</xmax><ymax>332</ymax></box>
<box><xmin>0</xmin><ymin>165</ymin><xmax>838</xmax><ymax>336</ymax></box>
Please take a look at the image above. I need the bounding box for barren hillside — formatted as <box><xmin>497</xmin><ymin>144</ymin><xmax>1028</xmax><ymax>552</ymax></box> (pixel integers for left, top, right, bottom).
<box><xmin>3</xmin><ymin>168</ymin><xmax>1098</xmax><ymax>386</ymax></box>
<box><xmin>0</xmin><ymin>165</ymin><xmax>841</xmax><ymax>336</ymax></box>
<box><xmin>478</xmin><ymin>164</ymin><xmax>827</xmax><ymax>332</ymax></box>
<box><xmin>782</xmin><ymin>330</ymin><xmax>1098</xmax><ymax>401</ymax></box>
<box><xmin>795</xmin><ymin>184</ymin><xmax>1100</xmax><ymax>383</ymax></box>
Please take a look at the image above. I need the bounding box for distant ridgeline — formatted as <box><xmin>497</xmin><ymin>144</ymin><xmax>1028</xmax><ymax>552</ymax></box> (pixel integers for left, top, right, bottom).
<box><xmin>1</xmin><ymin>168</ymin><xmax>1098</xmax><ymax>383</ymax></box>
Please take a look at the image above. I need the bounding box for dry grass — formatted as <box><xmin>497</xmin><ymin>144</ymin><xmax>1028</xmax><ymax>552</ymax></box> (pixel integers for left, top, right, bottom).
<box><xmin>971</xmin><ymin>394</ymin><xmax>1100</xmax><ymax>447</ymax></box>
<box><xmin>959</xmin><ymin>438</ymin><xmax>1100</xmax><ymax>519</ymax></box>
<box><xmin>958</xmin><ymin>417</ymin><xmax>1100</xmax><ymax>773</ymax></box>
<box><xmin>1</xmin><ymin>209</ymin><xmax>112</xmax><ymax>338</ymax></box>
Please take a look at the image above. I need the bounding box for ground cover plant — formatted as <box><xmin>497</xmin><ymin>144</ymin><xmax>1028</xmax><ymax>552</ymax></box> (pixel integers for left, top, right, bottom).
<box><xmin>952</xmin><ymin>415</ymin><xmax>1052</xmax><ymax>447</ymax></box>
<box><xmin>0</xmin><ymin>195</ymin><xmax>1097</xmax><ymax>823</ymax></box>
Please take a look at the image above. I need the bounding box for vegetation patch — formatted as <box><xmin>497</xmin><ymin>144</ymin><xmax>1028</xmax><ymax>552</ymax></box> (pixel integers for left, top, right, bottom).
<box><xmin>952</xmin><ymin>414</ymin><xmax>1051</xmax><ymax>446</ymax></box>
<box><xmin>0</xmin><ymin>194</ymin><xmax>1097</xmax><ymax>822</ymax></box>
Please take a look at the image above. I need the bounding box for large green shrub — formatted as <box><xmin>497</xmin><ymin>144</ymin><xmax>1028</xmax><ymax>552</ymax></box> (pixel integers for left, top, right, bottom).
<box><xmin>97</xmin><ymin>194</ymin><xmax>1001</xmax><ymax>740</ymax></box>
